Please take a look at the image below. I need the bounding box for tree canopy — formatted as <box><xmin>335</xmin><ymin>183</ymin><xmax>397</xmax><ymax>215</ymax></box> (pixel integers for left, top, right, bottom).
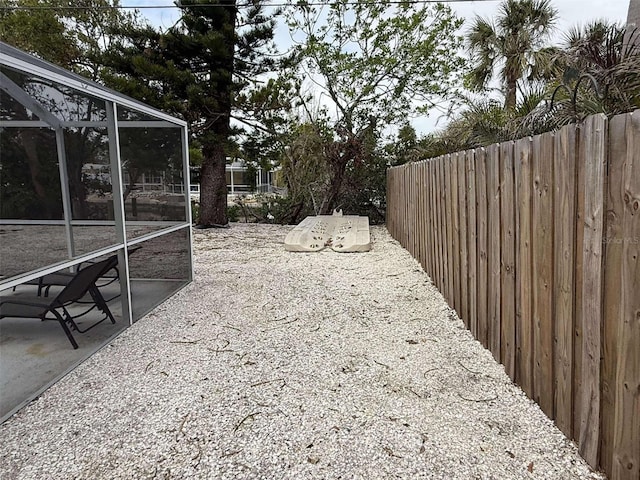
<box><xmin>466</xmin><ymin>0</ymin><xmax>558</xmax><ymax>109</ymax></box>
<box><xmin>277</xmin><ymin>0</ymin><xmax>465</xmax><ymax>217</ymax></box>
<box><xmin>101</xmin><ymin>0</ymin><xmax>291</xmax><ymax>227</ymax></box>
<box><xmin>287</xmin><ymin>0</ymin><xmax>466</xmax><ymax>132</ymax></box>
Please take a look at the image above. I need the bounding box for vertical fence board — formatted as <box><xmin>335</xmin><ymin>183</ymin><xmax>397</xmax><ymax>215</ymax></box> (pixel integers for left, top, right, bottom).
<box><xmin>602</xmin><ymin>114</ymin><xmax>626</xmax><ymax>476</ymax></box>
<box><xmin>500</xmin><ymin>141</ymin><xmax>516</xmax><ymax>381</ymax></box>
<box><xmin>611</xmin><ymin>112</ymin><xmax>640</xmax><ymax>480</ymax></box>
<box><xmin>416</xmin><ymin>163</ymin><xmax>421</xmax><ymax>264</ymax></box>
<box><xmin>532</xmin><ymin>133</ymin><xmax>555</xmax><ymax>418</ymax></box>
<box><xmin>411</xmin><ymin>163</ymin><xmax>417</xmax><ymax>261</ymax></box>
<box><xmin>553</xmin><ymin>125</ymin><xmax>577</xmax><ymax>439</ymax></box>
<box><xmin>422</xmin><ymin>162</ymin><xmax>433</xmax><ymax>278</ymax></box>
<box><xmin>421</xmin><ymin>163</ymin><xmax>428</xmax><ymax>276</ymax></box>
<box><xmin>408</xmin><ymin>164</ymin><xmax>412</xmax><ymax>250</ymax></box>
<box><xmin>515</xmin><ymin>138</ymin><xmax>534</xmax><ymax>396</ymax></box>
<box><xmin>573</xmin><ymin>125</ymin><xmax>585</xmax><ymax>444</ymax></box>
<box><xmin>458</xmin><ymin>152</ymin><xmax>469</xmax><ymax>326</ymax></box>
<box><xmin>578</xmin><ymin>114</ymin><xmax>607</xmax><ymax>468</ymax></box>
<box><xmin>399</xmin><ymin>167</ymin><xmax>404</xmax><ymax>244</ymax></box>
<box><xmin>439</xmin><ymin>157</ymin><xmax>448</xmax><ymax>292</ymax></box>
<box><xmin>431</xmin><ymin>161</ymin><xmax>438</xmax><ymax>284</ymax></box>
<box><xmin>436</xmin><ymin>160</ymin><xmax>444</xmax><ymax>292</ymax></box>
<box><xmin>418</xmin><ymin>162</ymin><xmax>422</xmax><ymax>265</ymax></box>
<box><xmin>424</xmin><ymin>160</ymin><xmax>436</xmax><ymax>285</ymax></box>
<box><xmin>451</xmin><ymin>153</ymin><xmax>461</xmax><ymax>316</ymax></box>
<box><xmin>430</xmin><ymin>161</ymin><xmax>440</xmax><ymax>289</ymax></box>
<box><xmin>445</xmin><ymin>155</ymin><xmax>455</xmax><ymax>305</ymax></box>
<box><xmin>476</xmin><ymin>148</ymin><xmax>489</xmax><ymax>348</ymax></box>
<box><xmin>437</xmin><ymin>157</ymin><xmax>446</xmax><ymax>292</ymax></box>
<box><xmin>387</xmin><ymin>169</ymin><xmax>392</xmax><ymax>235</ymax></box>
<box><xmin>487</xmin><ymin>144</ymin><xmax>502</xmax><ymax>362</ymax></box>
<box><xmin>466</xmin><ymin>151</ymin><xmax>478</xmax><ymax>338</ymax></box>
<box><xmin>418</xmin><ymin>163</ymin><xmax>424</xmax><ymax>267</ymax></box>
<box><xmin>421</xmin><ymin>162</ymin><xmax>428</xmax><ymax>270</ymax></box>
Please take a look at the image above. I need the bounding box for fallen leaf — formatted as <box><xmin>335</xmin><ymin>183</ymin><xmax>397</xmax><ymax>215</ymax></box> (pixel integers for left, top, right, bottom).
<box><xmin>528</xmin><ymin>462</ymin><xmax>534</xmax><ymax>473</ymax></box>
<box><xmin>307</xmin><ymin>456</ymin><xmax>320</xmax><ymax>464</ymax></box>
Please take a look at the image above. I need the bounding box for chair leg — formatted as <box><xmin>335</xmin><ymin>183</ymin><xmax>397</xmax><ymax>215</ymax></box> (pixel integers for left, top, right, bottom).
<box><xmin>50</xmin><ymin>311</ymin><xmax>79</xmax><ymax>349</ymax></box>
<box><xmin>89</xmin><ymin>286</ymin><xmax>116</xmax><ymax>324</ymax></box>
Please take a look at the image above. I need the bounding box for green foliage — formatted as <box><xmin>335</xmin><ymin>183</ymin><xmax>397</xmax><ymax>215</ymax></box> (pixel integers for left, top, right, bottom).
<box><xmin>287</xmin><ymin>0</ymin><xmax>466</xmax><ymax>131</ymax></box>
<box><xmin>0</xmin><ymin>128</ymin><xmax>62</xmax><ymax>219</ymax></box>
<box><xmin>252</xmin><ymin>195</ymin><xmax>300</xmax><ymax>225</ymax></box>
<box><xmin>545</xmin><ymin>22</ymin><xmax>640</xmax><ymax>121</ymax></box>
<box><xmin>274</xmin><ymin>0</ymin><xmax>466</xmax><ymax>220</ymax></box>
<box><xmin>226</xmin><ymin>204</ymin><xmax>240</xmax><ymax>222</ymax></box>
<box><xmin>0</xmin><ymin>0</ymin><xmax>141</xmax><ymax>79</ymax></box>
<box><xmin>419</xmin><ymin>5</ymin><xmax>640</xmax><ymax>162</ymax></box>
<box><xmin>384</xmin><ymin>124</ymin><xmax>422</xmax><ymax>166</ymax></box>
<box><xmin>465</xmin><ymin>0</ymin><xmax>558</xmax><ymax>109</ymax></box>
<box><xmin>100</xmin><ymin>1</ymin><xmax>291</xmax><ymax>227</ymax></box>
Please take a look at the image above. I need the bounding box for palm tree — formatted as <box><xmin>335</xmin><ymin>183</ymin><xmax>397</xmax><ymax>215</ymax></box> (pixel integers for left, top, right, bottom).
<box><xmin>551</xmin><ymin>21</ymin><xmax>640</xmax><ymax>119</ymax></box>
<box><xmin>466</xmin><ymin>0</ymin><xmax>558</xmax><ymax>110</ymax></box>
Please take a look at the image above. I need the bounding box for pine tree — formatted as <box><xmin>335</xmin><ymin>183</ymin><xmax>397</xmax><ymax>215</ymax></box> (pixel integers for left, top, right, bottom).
<box><xmin>102</xmin><ymin>0</ymin><xmax>285</xmax><ymax>227</ymax></box>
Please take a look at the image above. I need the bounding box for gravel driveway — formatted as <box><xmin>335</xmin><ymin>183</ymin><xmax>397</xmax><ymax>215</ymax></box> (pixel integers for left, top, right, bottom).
<box><xmin>0</xmin><ymin>224</ymin><xmax>603</xmax><ymax>480</ymax></box>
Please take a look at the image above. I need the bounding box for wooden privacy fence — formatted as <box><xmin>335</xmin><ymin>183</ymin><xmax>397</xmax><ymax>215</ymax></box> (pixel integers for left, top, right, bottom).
<box><xmin>386</xmin><ymin>111</ymin><xmax>639</xmax><ymax>480</ymax></box>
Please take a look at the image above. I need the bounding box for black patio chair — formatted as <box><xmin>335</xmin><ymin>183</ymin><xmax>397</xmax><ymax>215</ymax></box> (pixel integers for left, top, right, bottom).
<box><xmin>28</xmin><ymin>246</ymin><xmax>141</xmax><ymax>297</ymax></box>
<box><xmin>0</xmin><ymin>256</ymin><xmax>118</xmax><ymax>349</ymax></box>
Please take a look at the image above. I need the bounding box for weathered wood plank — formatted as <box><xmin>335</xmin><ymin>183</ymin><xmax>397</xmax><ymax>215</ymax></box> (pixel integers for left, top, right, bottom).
<box><xmin>451</xmin><ymin>152</ymin><xmax>461</xmax><ymax>316</ymax></box>
<box><xmin>475</xmin><ymin>148</ymin><xmax>489</xmax><ymax>348</ymax></box>
<box><xmin>416</xmin><ymin>163</ymin><xmax>422</xmax><ymax>265</ymax></box>
<box><xmin>424</xmin><ymin>162</ymin><xmax>430</xmax><ymax>277</ymax></box>
<box><xmin>418</xmin><ymin>163</ymin><xmax>423</xmax><ymax>271</ymax></box>
<box><xmin>418</xmin><ymin>160</ymin><xmax>429</xmax><ymax>274</ymax></box>
<box><xmin>611</xmin><ymin>111</ymin><xmax>640</xmax><ymax>480</ymax></box>
<box><xmin>407</xmin><ymin>164</ymin><xmax>412</xmax><ymax>250</ymax></box>
<box><xmin>444</xmin><ymin>155</ymin><xmax>455</xmax><ymax>305</ymax></box>
<box><xmin>458</xmin><ymin>151</ymin><xmax>469</xmax><ymax>326</ymax></box>
<box><xmin>466</xmin><ymin>150</ymin><xmax>478</xmax><ymax>338</ymax></box>
<box><xmin>430</xmin><ymin>160</ymin><xmax>438</xmax><ymax>285</ymax></box>
<box><xmin>532</xmin><ymin>132</ymin><xmax>555</xmax><ymax>418</ymax></box>
<box><xmin>439</xmin><ymin>157</ymin><xmax>448</xmax><ymax>292</ymax></box>
<box><xmin>601</xmin><ymin>114</ymin><xmax>626</xmax><ymax>475</ymax></box>
<box><xmin>578</xmin><ymin>114</ymin><xmax>607</xmax><ymax>468</ymax></box>
<box><xmin>573</xmin><ymin>125</ymin><xmax>586</xmax><ymax>444</ymax></box>
<box><xmin>487</xmin><ymin>144</ymin><xmax>502</xmax><ymax>362</ymax></box>
<box><xmin>430</xmin><ymin>160</ymin><xmax>440</xmax><ymax>290</ymax></box>
<box><xmin>436</xmin><ymin>157</ymin><xmax>446</xmax><ymax>291</ymax></box>
<box><xmin>500</xmin><ymin>141</ymin><xmax>516</xmax><ymax>381</ymax></box>
<box><xmin>553</xmin><ymin>124</ymin><xmax>578</xmax><ymax>439</ymax></box>
<box><xmin>515</xmin><ymin>137</ymin><xmax>533</xmax><ymax>396</ymax></box>
<box><xmin>412</xmin><ymin>164</ymin><xmax>417</xmax><ymax>260</ymax></box>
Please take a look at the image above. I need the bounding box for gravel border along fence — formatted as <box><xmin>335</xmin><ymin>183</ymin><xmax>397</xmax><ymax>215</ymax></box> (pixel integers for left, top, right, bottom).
<box><xmin>0</xmin><ymin>224</ymin><xmax>604</xmax><ymax>480</ymax></box>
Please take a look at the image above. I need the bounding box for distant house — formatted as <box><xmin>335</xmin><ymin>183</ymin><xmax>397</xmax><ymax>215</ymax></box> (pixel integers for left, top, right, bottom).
<box><xmin>189</xmin><ymin>161</ymin><xmax>281</xmax><ymax>200</ymax></box>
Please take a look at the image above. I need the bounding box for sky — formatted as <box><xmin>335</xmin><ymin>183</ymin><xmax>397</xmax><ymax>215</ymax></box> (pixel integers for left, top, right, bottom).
<box><xmin>128</xmin><ymin>0</ymin><xmax>631</xmax><ymax>134</ymax></box>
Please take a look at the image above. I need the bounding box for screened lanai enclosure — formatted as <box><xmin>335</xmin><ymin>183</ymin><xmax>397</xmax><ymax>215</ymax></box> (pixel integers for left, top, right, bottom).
<box><xmin>0</xmin><ymin>42</ymin><xmax>193</xmax><ymax>421</ymax></box>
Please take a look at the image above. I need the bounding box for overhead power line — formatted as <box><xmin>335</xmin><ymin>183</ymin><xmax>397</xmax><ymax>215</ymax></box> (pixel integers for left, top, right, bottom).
<box><xmin>0</xmin><ymin>0</ymin><xmax>500</xmax><ymax>11</ymax></box>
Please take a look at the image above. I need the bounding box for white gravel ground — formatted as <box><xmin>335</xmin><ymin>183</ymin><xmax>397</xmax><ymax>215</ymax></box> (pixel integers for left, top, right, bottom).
<box><xmin>0</xmin><ymin>224</ymin><xmax>604</xmax><ymax>480</ymax></box>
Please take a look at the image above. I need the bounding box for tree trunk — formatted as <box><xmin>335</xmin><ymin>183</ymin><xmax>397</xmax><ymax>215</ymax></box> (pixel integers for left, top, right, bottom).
<box><xmin>323</xmin><ymin>162</ymin><xmax>346</xmax><ymax>215</ymax></box>
<box><xmin>199</xmin><ymin>141</ymin><xmax>228</xmax><ymax>226</ymax></box>
<box><xmin>504</xmin><ymin>77</ymin><xmax>517</xmax><ymax>110</ymax></box>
